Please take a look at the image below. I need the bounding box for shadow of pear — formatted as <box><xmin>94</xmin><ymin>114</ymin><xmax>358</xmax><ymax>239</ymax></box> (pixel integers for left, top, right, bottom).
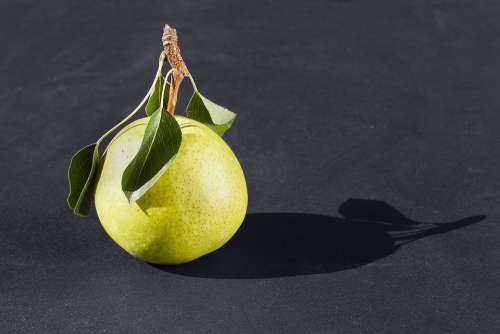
<box><xmin>153</xmin><ymin>199</ymin><xmax>485</xmax><ymax>279</ymax></box>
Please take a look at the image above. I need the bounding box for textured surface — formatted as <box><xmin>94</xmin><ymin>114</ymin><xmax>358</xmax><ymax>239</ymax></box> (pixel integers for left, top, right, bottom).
<box><xmin>95</xmin><ymin>116</ymin><xmax>247</xmax><ymax>264</ymax></box>
<box><xmin>1</xmin><ymin>0</ymin><xmax>500</xmax><ymax>333</ymax></box>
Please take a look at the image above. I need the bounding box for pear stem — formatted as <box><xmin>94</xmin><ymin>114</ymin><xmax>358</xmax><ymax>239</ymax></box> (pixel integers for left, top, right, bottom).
<box><xmin>162</xmin><ymin>24</ymin><xmax>190</xmax><ymax>115</ymax></box>
<box><xmin>167</xmin><ymin>70</ymin><xmax>184</xmax><ymax>115</ymax></box>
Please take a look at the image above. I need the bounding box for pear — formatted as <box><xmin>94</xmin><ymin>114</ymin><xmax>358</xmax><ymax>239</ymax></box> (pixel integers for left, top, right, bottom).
<box><xmin>94</xmin><ymin>116</ymin><xmax>247</xmax><ymax>264</ymax></box>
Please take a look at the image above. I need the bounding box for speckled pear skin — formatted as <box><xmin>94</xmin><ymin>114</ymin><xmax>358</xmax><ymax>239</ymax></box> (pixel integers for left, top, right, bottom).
<box><xmin>94</xmin><ymin>116</ymin><xmax>247</xmax><ymax>264</ymax></box>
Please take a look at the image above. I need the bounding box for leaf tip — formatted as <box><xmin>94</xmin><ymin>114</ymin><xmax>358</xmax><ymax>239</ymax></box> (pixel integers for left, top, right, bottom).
<box><xmin>73</xmin><ymin>210</ymin><xmax>89</xmax><ymax>217</ymax></box>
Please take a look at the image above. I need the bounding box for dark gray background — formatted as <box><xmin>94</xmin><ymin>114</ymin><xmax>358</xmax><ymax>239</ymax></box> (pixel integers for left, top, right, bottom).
<box><xmin>1</xmin><ymin>0</ymin><xmax>499</xmax><ymax>333</ymax></box>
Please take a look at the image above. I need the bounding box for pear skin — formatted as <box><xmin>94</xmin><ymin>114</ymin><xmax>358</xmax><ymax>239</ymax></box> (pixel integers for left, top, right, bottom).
<box><xmin>95</xmin><ymin>116</ymin><xmax>247</xmax><ymax>264</ymax></box>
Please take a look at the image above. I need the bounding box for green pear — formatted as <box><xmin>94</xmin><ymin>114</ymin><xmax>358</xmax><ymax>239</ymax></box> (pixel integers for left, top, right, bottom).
<box><xmin>94</xmin><ymin>116</ymin><xmax>247</xmax><ymax>264</ymax></box>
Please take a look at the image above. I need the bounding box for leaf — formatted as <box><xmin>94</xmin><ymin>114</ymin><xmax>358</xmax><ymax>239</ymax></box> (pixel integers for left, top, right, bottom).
<box><xmin>121</xmin><ymin>109</ymin><xmax>182</xmax><ymax>203</ymax></box>
<box><xmin>186</xmin><ymin>91</ymin><xmax>236</xmax><ymax>136</ymax></box>
<box><xmin>67</xmin><ymin>143</ymin><xmax>99</xmax><ymax>216</ymax></box>
<box><xmin>145</xmin><ymin>75</ymin><xmax>170</xmax><ymax>116</ymax></box>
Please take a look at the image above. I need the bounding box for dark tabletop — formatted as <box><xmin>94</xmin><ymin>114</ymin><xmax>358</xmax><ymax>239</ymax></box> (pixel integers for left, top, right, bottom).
<box><xmin>1</xmin><ymin>1</ymin><xmax>500</xmax><ymax>333</ymax></box>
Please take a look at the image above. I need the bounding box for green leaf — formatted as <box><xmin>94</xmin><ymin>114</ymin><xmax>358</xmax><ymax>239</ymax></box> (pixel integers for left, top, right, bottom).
<box><xmin>121</xmin><ymin>109</ymin><xmax>182</xmax><ymax>203</ymax></box>
<box><xmin>145</xmin><ymin>75</ymin><xmax>170</xmax><ymax>116</ymax></box>
<box><xmin>186</xmin><ymin>91</ymin><xmax>236</xmax><ymax>136</ymax></box>
<box><xmin>67</xmin><ymin>143</ymin><xmax>99</xmax><ymax>216</ymax></box>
